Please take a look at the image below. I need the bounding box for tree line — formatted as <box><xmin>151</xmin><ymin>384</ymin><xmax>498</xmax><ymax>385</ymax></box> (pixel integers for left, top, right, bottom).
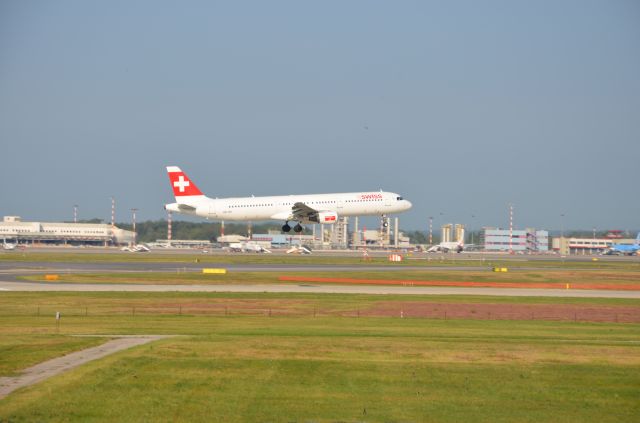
<box><xmin>115</xmin><ymin>220</ymin><xmax>280</xmax><ymax>243</ymax></box>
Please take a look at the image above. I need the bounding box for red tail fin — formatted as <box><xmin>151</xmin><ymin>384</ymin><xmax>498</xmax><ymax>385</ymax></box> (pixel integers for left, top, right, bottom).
<box><xmin>166</xmin><ymin>166</ymin><xmax>203</xmax><ymax>197</ymax></box>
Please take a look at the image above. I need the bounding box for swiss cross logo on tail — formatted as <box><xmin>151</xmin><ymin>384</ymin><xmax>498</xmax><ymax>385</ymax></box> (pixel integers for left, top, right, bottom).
<box><xmin>173</xmin><ymin>176</ymin><xmax>190</xmax><ymax>192</ymax></box>
<box><xmin>166</xmin><ymin>166</ymin><xmax>203</xmax><ymax>197</ymax></box>
<box><xmin>324</xmin><ymin>216</ymin><xmax>336</xmax><ymax>222</ymax></box>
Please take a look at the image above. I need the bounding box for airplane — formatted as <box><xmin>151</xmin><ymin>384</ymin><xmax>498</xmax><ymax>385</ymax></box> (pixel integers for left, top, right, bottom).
<box><xmin>227</xmin><ymin>241</ymin><xmax>272</xmax><ymax>253</ymax></box>
<box><xmin>286</xmin><ymin>245</ymin><xmax>312</xmax><ymax>254</ymax></box>
<box><xmin>426</xmin><ymin>240</ymin><xmax>464</xmax><ymax>253</ymax></box>
<box><xmin>605</xmin><ymin>233</ymin><xmax>640</xmax><ymax>256</ymax></box>
<box><xmin>121</xmin><ymin>244</ymin><xmax>151</xmax><ymax>253</ymax></box>
<box><xmin>2</xmin><ymin>239</ymin><xmax>17</xmax><ymax>251</ymax></box>
<box><xmin>164</xmin><ymin>166</ymin><xmax>412</xmax><ymax>232</ymax></box>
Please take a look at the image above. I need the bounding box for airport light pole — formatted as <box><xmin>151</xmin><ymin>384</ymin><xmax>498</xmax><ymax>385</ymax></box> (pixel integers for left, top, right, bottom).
<box><xmin>428</xmin><ymin>216</ymin><xmax>433</xmax><ymax>245</ymax></box>
<box><xmin>510</xmin><ymin>205</ymin><xmax>515</xmax><ymax>253</ymax></box>
<box><xmin>131</xmin><ymin>208</ymin><xmax>138</xmax><ymax>246</ymax></box>
<box><xmin>470</xmin><ymin>214</ymin><xmax>476</xmax><ymax>245</ymax></box>
<box><xmin>560</xmin><ymin>213</ymin><xmax>565</xmax><ymax>255</ymax></box>
<box><xmin>111</xmin><ymin>197</ymin><xmax>116</xmax><ymax>230</ymax></box>
<box><xmin>73</xmin><ymin>205</ymin><xmax>78</xmax><ymax>224</ymax></box>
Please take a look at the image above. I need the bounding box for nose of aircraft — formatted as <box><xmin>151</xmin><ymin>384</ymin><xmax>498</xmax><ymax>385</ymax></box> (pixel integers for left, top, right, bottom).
<box><xmin>404</xmin><ymin>200</ymin><xmax>412</xmax><ymax>210</ymax></box>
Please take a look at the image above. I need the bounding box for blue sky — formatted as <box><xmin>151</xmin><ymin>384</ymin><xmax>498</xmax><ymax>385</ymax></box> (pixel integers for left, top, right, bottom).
<box><xmin>1</xmin><ymin>1</ymin><xmax>639</xmax><ymax>231</ymax></box>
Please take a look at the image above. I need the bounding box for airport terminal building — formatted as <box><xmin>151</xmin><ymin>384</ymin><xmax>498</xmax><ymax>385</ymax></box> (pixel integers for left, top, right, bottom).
<box><xmin>552</xmin><ymin>236</ymin><xmax>637</xmax><ymax>255</ymax></box>
<box><xmin>0</xmin><ymin>216</ymin><xmax>135</xmax><ymax>246</ymax></box>
<box><xmin>481</xmin><ymin>228</ymin><xmax>549</xmax><ymax>252</ymax></box>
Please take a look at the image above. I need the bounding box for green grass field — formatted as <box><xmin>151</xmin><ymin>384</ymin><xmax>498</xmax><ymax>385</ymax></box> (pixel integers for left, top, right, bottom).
<box><xmin>1</xmin><ymin>292</ymin><xmax>639</xmax><ymax>422</ymax></box>
<box><xmin>2</xmin><ymin>291</ymin><xmax>640</xmax><ymax>318</ymax></box>
<box><xmin>21</xmin><ymin>267</ymin><xmax>640</xmax><ymax>289</ymax></box>
<box><xmin>0</xmin><ymin>335</ymin><xmax>107</xmax><ymax>377</ymax></box>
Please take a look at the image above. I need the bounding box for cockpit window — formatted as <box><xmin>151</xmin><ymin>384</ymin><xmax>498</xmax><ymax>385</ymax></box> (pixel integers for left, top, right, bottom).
<box><xmin>397</xmin><ymin>196</ymin><xmax>403</xmax><ymax>200</ymax></box>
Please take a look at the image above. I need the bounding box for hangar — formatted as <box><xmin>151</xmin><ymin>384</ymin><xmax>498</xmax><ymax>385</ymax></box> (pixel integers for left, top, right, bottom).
<box><xmin>0</xmin><ymin>216</ymin><xmax>135</xmax><ymax>246</ymax></box>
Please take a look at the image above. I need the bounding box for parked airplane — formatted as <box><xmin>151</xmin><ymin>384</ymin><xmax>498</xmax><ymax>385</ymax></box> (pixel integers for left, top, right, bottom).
<box><xmin>606</xmin><ymin>233</ymin><xmax>640</xmax><ymax>256</ymax></box>
<box><xmin>164</xmin><ymin>166</ymin><xmax>412</xmax><ymax>232</ymax></box>
<box><xmin>121</xmin><ymin>244</ymin><xmax>151</xmax><ymax>253</ymax></box>
<box><xmin>426</xmin><ymin>240</ymin><xmax>464</xmax><ymax>253</ymax></box>
<box><xmin>227</xmin><ymin>241</ymin><xmax>272</xmax><ymax>253</ymax></box>
<box><xmin>2</xmin><ymin>239</ymin><xmax>17</xmax><ymax>251</ymax></box>
<box><xmin>286</xmin><ymin>245</ymin><xmax>312</xmax><ymax>254</ymax></box>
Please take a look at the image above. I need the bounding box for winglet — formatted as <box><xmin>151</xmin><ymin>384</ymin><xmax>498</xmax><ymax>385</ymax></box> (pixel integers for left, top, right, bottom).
<box><xmin>166</xmin><ymin>166</ymin><xmax>203</xmax><ymax>197</ymax></box>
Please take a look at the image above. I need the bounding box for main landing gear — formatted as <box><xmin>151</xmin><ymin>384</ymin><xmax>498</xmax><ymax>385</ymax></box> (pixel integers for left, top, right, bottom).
<box><xmin>282</xmin><ymin>222</ymin><xmax>304</xmax><ymax>233</ymax></box>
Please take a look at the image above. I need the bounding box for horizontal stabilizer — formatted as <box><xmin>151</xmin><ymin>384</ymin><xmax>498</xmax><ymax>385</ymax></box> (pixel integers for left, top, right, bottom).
<box><xmin>165</xmin><ymin>203</ymin><xmax>196</xmax><ymax>213</ymax></box>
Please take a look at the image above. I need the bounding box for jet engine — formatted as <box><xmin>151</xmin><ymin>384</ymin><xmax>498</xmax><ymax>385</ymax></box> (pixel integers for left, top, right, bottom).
<box><xmin>317</xmin><ymin>211</ymin><xmax>338</xmax><ymax>224</ymax></box>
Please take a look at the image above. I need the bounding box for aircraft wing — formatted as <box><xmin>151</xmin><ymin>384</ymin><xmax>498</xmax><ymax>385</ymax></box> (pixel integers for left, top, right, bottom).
<box><xmin>292</xmin><ymin>202</ymin><xmax>319</xmax><ymax>221</ymax></box>
<box><xmin>270</xmin><ymin>202</ymin><xmax>332</xmax><ymax>223</ymax></box>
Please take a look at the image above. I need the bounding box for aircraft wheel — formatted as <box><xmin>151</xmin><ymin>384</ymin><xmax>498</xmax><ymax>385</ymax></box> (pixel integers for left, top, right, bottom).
<box><xmin>282</xmin><ymin>223</ymin><xmax>291</xmax><ymax>232</ymax></box>
<box><xmin>382</xmin><ymin>214</ymin><xmax>389</xmax><ymax>228</ymax></box>
<box><xmin>294</xmin><ymin>224</ymin><xmax>303</xmax><ymax>233</ymax></box>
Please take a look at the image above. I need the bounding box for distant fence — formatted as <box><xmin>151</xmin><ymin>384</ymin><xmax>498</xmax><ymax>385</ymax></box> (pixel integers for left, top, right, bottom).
<box><xmin>3</xmin><ymin>303</ymin><xmax>639</xmax><ymax>324</ymax></box>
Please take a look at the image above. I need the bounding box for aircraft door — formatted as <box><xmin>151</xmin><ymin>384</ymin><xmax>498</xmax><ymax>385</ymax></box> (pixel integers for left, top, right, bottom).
<box><xmin>384</xmin><ymin>195</ymin><xmax>392</xmax><ymax>208</ymax></box>
<box><xmin>208</xmin><ymin>201</ymin><xmax>219</xmax><ymax>219</ymax></box>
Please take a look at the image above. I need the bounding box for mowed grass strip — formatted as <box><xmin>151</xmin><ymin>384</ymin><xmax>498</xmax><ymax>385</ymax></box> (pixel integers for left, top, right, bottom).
<box><xmin>2</xmin><ymin>292</ymin><xmax>640</xmax><ymax>320</ymax></box>
<box><xmin>21</xmin><ymin>267</ymin><xmax>640</xmax><ymax>288</ymax></box>
<box><xmin>1</xmin><ymin>316</ymin><xmax>639</xmax><ymax>422</ymax></box>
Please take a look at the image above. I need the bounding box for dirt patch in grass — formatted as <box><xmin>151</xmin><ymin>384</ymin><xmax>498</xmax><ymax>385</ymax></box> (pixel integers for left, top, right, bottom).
<box><xmin>364</xmin><ymin>302</ymin><xmax>640</xmax><ymax>323</ymax></box>
<box><xmin>112</xmin><ymin>297</ymin><xmax>640</xmax><ymax>323</ymax></box>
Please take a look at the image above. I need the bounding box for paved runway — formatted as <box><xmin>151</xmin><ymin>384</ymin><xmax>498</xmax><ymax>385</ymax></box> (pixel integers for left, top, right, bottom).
<box><xmin>1</xmin><ymin>251</ymin><xmax>639</xmax><ymax>298</ymax></box>
<box><xmin>12</xmin><ymin>246</ymin><xmax>640</xmax><ymax>262</ymax></box>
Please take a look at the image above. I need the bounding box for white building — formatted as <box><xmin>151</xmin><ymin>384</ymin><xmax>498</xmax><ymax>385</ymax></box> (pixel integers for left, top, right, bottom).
<box><xmin>0</xmin><ymin>216</ymin><xmax>134</xmax><ymax>245</ymax></box>
<box><xmin>482</xmin><ymin>228</ymin><xmax>549</xmax><ymax>252</ymax></box>
<box><xmin>250</xmin><ymin>233</ymin><xmax>315</xmax><ymax>248</ymax></box>
<box><xmin>552</xmin><ymin>237</ymin><xmax>636</xmax><ymax>255</ymax></box>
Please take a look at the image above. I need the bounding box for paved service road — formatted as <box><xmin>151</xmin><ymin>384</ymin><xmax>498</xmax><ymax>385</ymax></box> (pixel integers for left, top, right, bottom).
<box><xmin>1</xmin><ymin>280</ymin><xmax>639</xmax><ymax>298</ymax></box>
<box><xmin>0</xmin><ymin>335</ymin><xmax>170</xmax><ymax>399</ymax></box>
<box><xmin>0</xmin><ymin>261</ymin><xmax>491</xmax><ymax>274</ymax></box>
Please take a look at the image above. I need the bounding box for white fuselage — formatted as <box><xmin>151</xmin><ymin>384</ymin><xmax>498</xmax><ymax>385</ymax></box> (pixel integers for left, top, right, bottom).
<box><xmin>167</xmin><ymin>191</ymin><xmax>411</xmax><ymax>222</ymax></box>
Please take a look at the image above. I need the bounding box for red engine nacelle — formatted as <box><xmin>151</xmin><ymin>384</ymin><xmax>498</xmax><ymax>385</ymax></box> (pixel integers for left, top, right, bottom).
<box><xmin>317</xmin><ymin>211</ymin><xmax>338</xmax><ymax>224</ymax></box>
